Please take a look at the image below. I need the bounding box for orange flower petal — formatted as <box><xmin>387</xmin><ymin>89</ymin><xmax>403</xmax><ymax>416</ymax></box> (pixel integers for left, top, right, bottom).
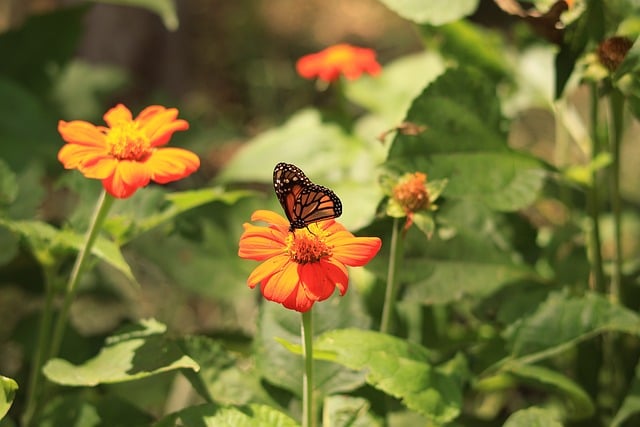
<box><xmin>282</xmin><ymin>285</ymin><xmax>315</xmax><ymax>312</ymax></box>
<box><xmin>101</xmin><ymin>161</ymin><xmax>149</xmax><ymax>198</ymax></box>
<box><xmin>320</xmin><ymin>258</ymin><xmax>349</xmax><ymax>295</ymax></box>
<box><xmin>148</xmin><ymin>119</ymin><xmax>190</xmax><ymax>147</ymax></box>
<box><xmin>79</xmin><ymin>156</ymin><xmax>118</xmax><ymax>179</ymax></box>
<box><xmin>58</xmin><ymin>120</ymin><xmax>107</xmax><ymax>147</ymax></box>
<box><xmin>144</xmin><ymin>148</ymin><xmax>200</xmax><ymax>184</ymax></box>
<box><xmin>58</xmin><ymin>144</ymin><xmax>108</xmax><ymax>169</ymax></box>
<box><xmin>239</xmin><ymin>224</ymin><xmax>287</xmax><ymax>260</ymax></box>
<box><xmin>247</xmin><ymin>254</ymin><xmax>290</xmax><ymax>288</ymax></box>
<box><xmin>103</xmin><ymin>104</ymin><xmax>133</xmax><ymax>127</ymax></box>
<box><xmin>330</xmin><ymin>234</ymin><xmax>382</xmax><ymax>267</ymax></box>
<box><xmin>261</xmin><ymin>261</ymin><xmax>300</xmax><ymax>304</ymax></box>
<box><xmin>298</xmin><ymin>261</ymin><xmax>342</xmax><ymax>301</ymax></box>
<box><xmin>250</xmin><ymin>210</ymin><xmax>290</xmax><ymax>229</ymax></box>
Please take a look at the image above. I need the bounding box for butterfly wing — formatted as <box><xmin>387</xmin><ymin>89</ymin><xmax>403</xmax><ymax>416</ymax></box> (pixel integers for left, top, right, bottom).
<box><xmin>273</xmin><ymin>162</ymin><xmax>342</xmax><ymax>230</ymax></box>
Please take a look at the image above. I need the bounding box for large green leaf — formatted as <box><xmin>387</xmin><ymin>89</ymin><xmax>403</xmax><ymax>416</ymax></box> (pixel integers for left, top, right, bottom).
<box><xmin>345</xmin><ymin>51</ymin><xmax>446</xmax><ymax>123</ymax></box>
<box><xmin>387</xmin><ymin>67</ymin><xmax>546</xmax><ymax>212</ymax></box>
<box><xmin>93</xmin><ymin>0</ymin><xmax>179</xmax><ymax>30</ymax></box>
<box><xmin>375</xmin><ymin>0</ymin><xmax>479</xmax><ymax>25</ymax></box>
<box><xmin>611</xmin><ymin>358</ymin><xmax>640</xmax><ymax>427</ymax></box>
<box><xmin>322</xmin><ymin>395</ymin><xmax>382</xmax><ymax>427</ymax></box>
<box><xmin>315</xmin><ymin>329</ymin><xmax>467</xmax><ymax>424</ymax></box>
<box><xmin>154</xmin><ymin>403</ymin><xmax>298</xmax><ymax>427</ymax></box>
<box><xmin>0</xmin><ymin>376</ymin><xmax>18</xmax><ymax>420</ymax></box>
<box><xmin>505</xmin><ymin>292</ymin><xmax>640</xmax><ymax>361</ymax></box>
<box><xmin>257</xmin><ymin>292</ymin><xmax>371</xmax><ymax>398</ymax></box>
<box><xmin>503</xmin><ymin>407</ymin><xmax>563</xmax><ymax>427</ymax></box>
<box><xmin>43</xmin><ymin>318</ymin><xmax>199</xmax><ymax>386</ymax></box>
<box><xmin>0</xmin><ymin>218</ymin><xmax>135</xmax><ymax>282</ymax></box>
<box><xmin>217</xmin><ymin>109</ymin><xmax>385</xmax><ymax>230</ymax></box>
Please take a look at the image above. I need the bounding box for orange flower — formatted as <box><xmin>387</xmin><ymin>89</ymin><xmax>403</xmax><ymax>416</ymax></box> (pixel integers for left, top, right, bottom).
<box><xmin>58</xmin><ymin>104</ymin><xmax>200</xmax><ymax>198</ymax></box>
<box><xmin>238</xmin><ymin>210</ymin><xmax>381</xmax><ymax>312</ymax></box>
<box><xmin>296</xmin><ymin>44</ymin><xmax>382</xmax><ymax>83</ymax></box>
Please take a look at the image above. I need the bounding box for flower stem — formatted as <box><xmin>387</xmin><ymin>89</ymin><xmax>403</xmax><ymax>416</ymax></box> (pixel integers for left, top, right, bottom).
<box><xmin>301</xmin><ymin>309</ymin><xmax>315</xmax><ymax>427</ymax></box>
<box><xmin>607</xmin><ymin>88</ymin><xmax>624</xmax><ymax>304</ymax></box>
<box><xmin>48</xmin><ymin>190</ymin><xmax>114</xmax><ymax>360</ymax></box>
<box><xmin>380</xmin><ymin>218</ymin><xmax>402</xmax><ymax>334</ymax></box>
<box><xmin>588</xmin><ymin>82</ymin><xmax>606</xmax><ymax>293</ymax></box>
<box><xmin>21</xmin><ymin>270</ymin><xmax>57</xmax><ymax>426</ymax></box>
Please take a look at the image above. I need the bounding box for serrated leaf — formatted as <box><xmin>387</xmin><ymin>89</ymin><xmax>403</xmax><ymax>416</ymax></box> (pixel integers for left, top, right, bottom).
<box><xmin>323</xmin><ymin>395</ymin><xmax>382</xmax><ymax>427</ymax></box>
<box><xmin>505</xmin><ymin>292</ymin><xmax>640</xmax><ymax>361</ymax></box>
<box><xmin>43</xmin><ymin>318</ymin><xmax>199</xmax><ymax>386</ymax></box>
<box><xmin>92</xmin><ymin>0</ymin><xmax>179</xmax><ymax>30</ymax></box>
<box><xmin>387</xmin><ymin>67</ymin><xmax>546</xmax><ymax>212</ymax></box>
<box><xmin>257</xmin><ymin>293</ymin><xmax>371</xmax><ymax>397</ymax></box>
<box><xmin>315</xmin><ymin>329</ymin><xmax>466</xmax><ymax>424</ymax></box>
<box><xmin>498</xmin><ymin>363</ymin><xmax>594</xmax><ymax>420</ymax></box>
<box><xmin>376</xmin><ymin>0</ymin><xmax>479</xmax><ymax>25</ymax></box>
<box><xmin>0</xmin><ymin>376</ymin><xmax>18</xmax><ymax>420</ymax></box>
<box><xmin>503</xmin><ymin>407</ymin><xmax>563</xmax><ymax>427</ymax></box>
<box><xmin>155</xmin><ymin>403</ymin><xmax>298</xmax><ymax>427</ymax></box>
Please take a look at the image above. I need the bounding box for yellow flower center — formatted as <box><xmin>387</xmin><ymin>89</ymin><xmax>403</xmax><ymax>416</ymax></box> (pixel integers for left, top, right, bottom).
<box><xmin>393</xmin><ymin>172</ymin><xmax>430</xmax><ymax>213</ymax></box>
<box><xmin>106</xmin><ymin>121</ymin><xmax>152</xmax><ymax>161</ymax></box>
<box><xmin>286</xmin><ymin>228</ymin><xmax>332</xmax><ymax>264</ymax></box>
<box><xmin>325</xmin><ymin>45</ymin><xmax>354</xmax><ymax>66</ymax></box>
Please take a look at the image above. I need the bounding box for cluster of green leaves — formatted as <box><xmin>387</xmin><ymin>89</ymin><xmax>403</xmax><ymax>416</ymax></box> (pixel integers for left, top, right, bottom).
<box><xmin>3</xmin><ymin>0</ymin><xmax>640</xmax><ymax>426</ymax></box>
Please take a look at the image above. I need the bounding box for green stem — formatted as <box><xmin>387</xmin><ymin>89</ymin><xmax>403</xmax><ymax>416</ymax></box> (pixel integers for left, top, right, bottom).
<box><xmin>21</xmin><ymin>270</ymin><xmax>57</xmax><ymax>426</ymax></box>
<box><xmin>380</xmin><ymin>218</ymin><xmax>403</xmax><ymax>334</ymax></box>
<box><xmin>588</xmin><ymin>82</ymin><xmax>606</xmax><ymax>293</ymax></box>
<box><xmin>301</xmin><ymin>309</ymin><xmax>315</xmax><ymax>427</ymax></box>
<box><xmin>48</xmin><ymin>190</ymin><xmax>114</xmax><ymax>360</ymax></box>
<box><xmin>607</xmin><ymin>89</ymin><xmax>624</xmax><ymax>304</ymax></box>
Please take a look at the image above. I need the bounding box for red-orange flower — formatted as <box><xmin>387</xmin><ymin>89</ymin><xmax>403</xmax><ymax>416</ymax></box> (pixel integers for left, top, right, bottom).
<box><xmin>238</xmin><ymin>210</ymin><xmax>382</xmax><ymax>312</ymax></box>
<box><xmin>296</xmin><ymin>44</ymin><xmax>382</xmax><ymax>83</ymax></box>
<box><xmin>58</xmin><ymin>104</ymin><xmax>199</xmax><ymax>198</ymax></box>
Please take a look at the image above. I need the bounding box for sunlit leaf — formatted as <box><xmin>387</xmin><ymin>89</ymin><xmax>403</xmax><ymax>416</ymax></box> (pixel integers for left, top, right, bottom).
<box><xmin>375</xmin><ymin>0</ymin><xmax>479</xmax><ymax>25</ymax></box>
<box><xmin>43</xmin><ymin>318</ymin><xmax>199</xmax><ymax>386</ymax></box>
<box><xmin>154</xmin><ymin>403</ymin><xmax>298</xmax><ymax>427</ymax></box>
<box><xmin>505</xmin><ymin>292</ymin><xmax>640</xmax><ymax>361</ymax></box>
<box><xmin>92</xmin><ymin>0</ymin><xmax>179</xmax><ymax>30</ymax></box>
<box><xmin>316</xmin><ymin>329</ymin><xmax>467</xmax><ymax>424</ymax></box>
<box><xmin>0</xmin><ymin>376</ymin><xmax>18</xmax><ymax>420</ymax></box>
<box><xmin>323</xmin><ymin>395</ymin><xmax>382</xmax><ymax>427</ymax></box>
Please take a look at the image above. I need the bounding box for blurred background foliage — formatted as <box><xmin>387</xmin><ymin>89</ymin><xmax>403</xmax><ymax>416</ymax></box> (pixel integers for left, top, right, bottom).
<box><xmin>2</xmin><ymin>0</ymin><xmax>640</xmax><ymax>425</ymax></box>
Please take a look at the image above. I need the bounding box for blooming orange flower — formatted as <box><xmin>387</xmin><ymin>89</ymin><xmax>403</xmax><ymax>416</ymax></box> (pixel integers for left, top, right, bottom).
<box><xmin>58</xmin><ymin>104</ymin><xmax>200</xmax><ymax>198</ymax></box>
<box><xmin>296</xmin><ymin>44</ymin><xmax>382</xmax><ymax>83</ymax></box>
<box><xmin>391</xmin><ymin>172</ymin><xmax>431</xmax><ymax>232</ymax></box>
<box><xmin>238</xmin><ymin>210</ymin><xmax>381</xmax><ymax>312</ymax></box>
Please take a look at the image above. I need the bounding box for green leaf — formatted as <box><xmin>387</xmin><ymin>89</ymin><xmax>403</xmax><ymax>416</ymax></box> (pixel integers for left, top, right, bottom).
<box><xmin>503</xmin><ymin>407</ymin><xmax>563</xmax><ymax>427</ymax></box>
<box><xmin>611</xmin><ymin>358</ymin><xmax>640</xmax><ymax>427</ymax></box>
<box><xmin>345</xmin><ymin>51</ymin><xmax>446</xmax><ymax>123</ymax></box>
<box><xmin>92</xmin><ymin>0</ymin><xmax>179</xmax><ymax>30</ymax></box>
<box><xmin>0</xmin><ymin>159</ymin><xmax>17</xmax><ymax>207</ymax></box>
<box><xmin>498</xmin><ymin>363</ymin><xmax>594</xmax><ymax>420</ymax></box>
<box><xmin>43</xmin><ymin>318</ymin><xmax>199</xmax><ymax>386</ymax></box>
<box><xmin>36</xmin><ymin>393</ymin><xmax>153</xmax><ymax>427</ymax></box>
<box><xmin>155</xmin><ymin>403</ymin><xmax>298</xmax><ymax>427</ymax></box>
<box><xmin>257</xmin><ymin>292</ymin><xmax>371</xmax><ymax>397</ymax></box>
<box><xmin>217</xmin><ymin>109</ymin><xmax>385</xmax><ymax>230</ymax></box>
<box><xmin>375</xmin><ymin>0</ymin><xmax>479</xmax><ymax>25</ymax></box>
<box><xmin>387</xmin><ymin>67</ymin><xmax>546</xmax><ymax>212</ymax></box>
<box><xmin>323</xmin><ymin>395</ymin><xmax>382</xmax><ymax>427</ymax></box>
<box><xmin>505</xmin><ymin>292</ymin><xmax>640</xmax><ymax>361</ymax></box>
<box><xmin>0</xmin><ymin>376</ymin><xmax>18</xmax><ymax>420</ymax></box>
<box><xmin>315</xmin><ymin>329</ymin><xmax>467</xmax><ymax>424</ymax></box>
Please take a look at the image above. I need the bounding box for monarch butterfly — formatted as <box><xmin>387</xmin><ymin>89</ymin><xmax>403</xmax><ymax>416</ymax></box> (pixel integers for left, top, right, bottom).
<box><xmin>273</xmin><ymin>162</ymin><xmax>342</xmax><ymax>232</ymax></box>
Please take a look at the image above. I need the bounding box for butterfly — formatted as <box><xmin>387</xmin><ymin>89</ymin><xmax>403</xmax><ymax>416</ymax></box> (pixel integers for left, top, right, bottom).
<box><xmin>273</xmin><ymin>162</ymin><xmax>342</xmax><ymax>232</ymax></box>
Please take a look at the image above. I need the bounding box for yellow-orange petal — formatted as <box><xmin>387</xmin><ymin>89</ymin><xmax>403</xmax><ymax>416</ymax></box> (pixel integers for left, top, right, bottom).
<box><xmin>101</xmin><ymin>161</ymin><xmax>149</xmax><ymax>198</ymax></box>
<box><xmin>148</xmin><ymin>119</ymin><xmax>190</xmax><ymax>147</ymax></box>
<box><xmin>144</xmin><ymin>148</ymin><xmax>200</xmax><ymax>184</ymax></box>
<box><xmin>78</xmin><ymin>156</ymin><xmax>118</xmax><ymax>179</ymax></box>
<box><xmin>250</xmin><ymin>210</ymin><xmax>290</xmax><ymax>229</ymax></box>
<box><xmin>330</xmin><ymin>234</ymin><xmax>382</xmax><ymax>267</ymax></box>
<box><xmin>58</xmin><ymin>143</ymin><xmax>108</xmax><ymax>169</ymax></box>
<box><xmin>246</xmin><ymin>254</ymin><xmax>290</xmax><ymax>288</ymax></box>
<box><xmin>136</xmin><ymin>105</ymin><xmax>169</xmax><ymax>123</ymax></box>
<box><xmin>103</xmin><ymin>104</ymin><xmax>133</xmax><ymax>127</ymax></box>
<box><xmin>58</xmin><ymin>120</ymin><xmax>107</xmax><ymax>147</ymax></box>
<box><xmin>239</xmin><ymin>224</ymin><xmax>287</xmax><ymax>260</ymax></box>
<box><xmin>261</xmin><ymin>261</ymin><xmax>300</xmax><ymax>304</ymax></box>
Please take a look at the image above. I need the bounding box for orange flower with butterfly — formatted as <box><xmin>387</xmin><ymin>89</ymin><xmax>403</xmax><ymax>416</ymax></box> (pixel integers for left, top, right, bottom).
<box><xmin>238</xmin><ymin>163</ymin><xmax>381</xmax><ymax>312</ymax></box>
